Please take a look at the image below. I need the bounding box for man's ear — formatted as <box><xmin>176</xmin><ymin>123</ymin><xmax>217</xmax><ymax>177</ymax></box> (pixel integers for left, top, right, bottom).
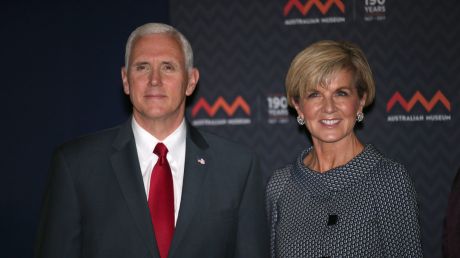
<box><xmin>185</xmin><ymin>68</ymin><xmax>199</xmax><ymax>96</ymax></box>
<box><xmin>121</xmin><ymin>67</ymin><xmax>130</xmax><ymax>95</ymax></box>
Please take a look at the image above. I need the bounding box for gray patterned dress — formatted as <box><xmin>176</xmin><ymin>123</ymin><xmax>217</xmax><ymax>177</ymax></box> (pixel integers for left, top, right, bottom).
<box><xmin>266</xmin><ymin>145</ymin><xmax>422</xmax><ymax>258</ymax></box>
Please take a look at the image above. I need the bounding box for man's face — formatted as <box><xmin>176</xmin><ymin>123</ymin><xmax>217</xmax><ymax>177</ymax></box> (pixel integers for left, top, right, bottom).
<box><xmin>122</xmin><ymin>34</ymin><xmax>198</xmax><ymax>127</ymax></box>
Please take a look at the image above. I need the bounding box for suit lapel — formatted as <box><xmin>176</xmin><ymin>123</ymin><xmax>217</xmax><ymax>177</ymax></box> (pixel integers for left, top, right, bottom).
<box><xmin>168</xmin><ymin>124</ymin><xmax>209</xmax><ymax>257</ymax></box>
<box><xmin>110</xmin><ymin>120</ymin><xmax>158</xmax><ymax>258</ymax></box>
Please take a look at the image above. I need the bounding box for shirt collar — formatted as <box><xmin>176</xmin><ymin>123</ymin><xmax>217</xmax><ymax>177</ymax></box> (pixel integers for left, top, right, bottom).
<box><xmin>132</xmin><ymin>117</ymin><xmax>187</xmax><ymax>175</ymax></box>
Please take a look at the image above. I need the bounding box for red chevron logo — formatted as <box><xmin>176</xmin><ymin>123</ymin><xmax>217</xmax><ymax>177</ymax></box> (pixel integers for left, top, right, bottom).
<box><xmin>284</xmin><ymin>0</ymin><xmax>345</xmax><ymax>16</ymax></box>
<box><xmin>386</xmin><ymin>90</ymin><xmax>451</xmax><ymax>112</ymax></box>
<box><xmin>191</xmin><ymin>96</ymin><xmax>251</xmax><ymax>117</ymax></box>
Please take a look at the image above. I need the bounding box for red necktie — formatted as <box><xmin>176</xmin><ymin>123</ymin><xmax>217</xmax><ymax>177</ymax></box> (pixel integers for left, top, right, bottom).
<box><xmin>148</xmin><ymin>143</ymin><xmax>174</xmax><ymax>258</ymax></box>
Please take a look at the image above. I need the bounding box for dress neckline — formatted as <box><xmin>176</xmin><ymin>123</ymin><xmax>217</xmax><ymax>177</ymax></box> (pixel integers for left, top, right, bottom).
<box><xmin>293</xmin><ymin>144</ymin><xmax>383</xmax><ymax>197</ymax></box>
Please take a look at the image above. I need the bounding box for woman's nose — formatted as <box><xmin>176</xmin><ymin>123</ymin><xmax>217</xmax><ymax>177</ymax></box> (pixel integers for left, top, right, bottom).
<box><xmin>322</xmin><ymin>96</ymin><xmax>336</xmax><ymax>113</ymax></box>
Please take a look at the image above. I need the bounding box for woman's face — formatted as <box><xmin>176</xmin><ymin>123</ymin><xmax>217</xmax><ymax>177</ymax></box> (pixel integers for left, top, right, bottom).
<box><xmin>293</xmin><ymin>69</ymin><xmax>366</xmax><ymax>146</ymax></box>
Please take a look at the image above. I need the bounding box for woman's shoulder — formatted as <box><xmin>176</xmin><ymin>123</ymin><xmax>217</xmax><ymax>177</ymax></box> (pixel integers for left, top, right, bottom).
<box><xmin>365</xmin><ymin>145</ymin><xmax>407</xmax><ymax>174</ymax></box>
<box><xmin>270</xmin><ymin>164</ymin><xmax>295</xmax><ymax>183</ymax></box>
<box><xmin>366</xmin><ymin>146</ymin><xmax>414</xmax><ymax>190</ymax></box>
<box><xmin>373</xmin><ymin>153</ymin><xmax>408</xmax><ymax>180</ymax></box>
<box><xmin>266</xmin><ymin>164</ymin><xmax>295</xmax><ymax>201</ymax></box>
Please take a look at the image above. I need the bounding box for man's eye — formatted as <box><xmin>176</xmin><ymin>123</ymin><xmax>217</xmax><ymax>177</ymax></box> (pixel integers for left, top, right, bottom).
<box><xmin>135</xmin><ymin>65</ymin><xmax>147</xmax><ymax>71</ymax></box>
<box><xmin>162</xmin><ymin>64</ymin><xmax>175</xmax><ymax>71</ymax></box>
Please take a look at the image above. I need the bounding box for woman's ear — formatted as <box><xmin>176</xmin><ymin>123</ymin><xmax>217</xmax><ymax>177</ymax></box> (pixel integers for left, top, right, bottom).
<box><xmin>359</xmin><ymin>93</ymin><xmax>367</xmax><ymax>111</ymax></box>
<box><xmin>292</xmin><ymin>97</ymin><xmax>303</xmax><ymax>117</ymax></box>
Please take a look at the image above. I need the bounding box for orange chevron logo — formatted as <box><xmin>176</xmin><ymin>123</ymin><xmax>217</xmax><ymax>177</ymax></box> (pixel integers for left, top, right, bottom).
<box><xmin>284</xmin><ymin>0</ymin><xmax>345</xmax><ymax>16</ymax></box>
<box><xmin>191</xmin><ymin>96</ymin><xmax>251</xmax><ymax>117</ymax></box>
<box><xmin>386</xmin><ymin>90</ymin><xmax>451</xmax><ymax>112</ymax></box>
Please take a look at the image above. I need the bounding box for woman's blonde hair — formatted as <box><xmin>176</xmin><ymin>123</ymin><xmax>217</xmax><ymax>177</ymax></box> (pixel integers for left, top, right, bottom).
<box><xmin>286</xmin><ymin>40</ymin><xmax>375</xmax><ymax>107</ymax></box>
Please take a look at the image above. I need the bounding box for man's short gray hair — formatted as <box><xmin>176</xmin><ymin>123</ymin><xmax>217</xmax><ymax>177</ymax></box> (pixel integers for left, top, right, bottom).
<box><xmin>124</xmin><ymin>23</ymin><xmax>194</xmax><ymax>71</ymax></box>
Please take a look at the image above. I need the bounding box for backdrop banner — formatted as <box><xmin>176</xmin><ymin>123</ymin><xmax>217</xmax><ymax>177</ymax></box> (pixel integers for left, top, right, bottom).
<box><xmin>170</xmin><ymin>1</ymin><xmax>460</xmax><ymax>257</ymax></box>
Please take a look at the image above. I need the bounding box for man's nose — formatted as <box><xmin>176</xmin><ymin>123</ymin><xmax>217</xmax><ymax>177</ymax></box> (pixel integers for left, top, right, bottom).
<box><xmin>149</xmin><ymin>69</ymin><xmax>161</xmax><ymax>86</ymax></box>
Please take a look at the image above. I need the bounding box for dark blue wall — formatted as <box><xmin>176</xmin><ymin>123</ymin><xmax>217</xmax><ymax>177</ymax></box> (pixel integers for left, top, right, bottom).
<box><xmin>0</xmin><ymin>2</ymin><xmax>169</xmax><ymax>257</ymax></box>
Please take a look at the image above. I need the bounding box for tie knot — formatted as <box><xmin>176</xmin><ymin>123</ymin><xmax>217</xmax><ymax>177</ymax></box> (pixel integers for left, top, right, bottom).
<box><xmin>153</xmin><ymin>143</ymin><xmax>169</xmax><ymax>158</ymax></box>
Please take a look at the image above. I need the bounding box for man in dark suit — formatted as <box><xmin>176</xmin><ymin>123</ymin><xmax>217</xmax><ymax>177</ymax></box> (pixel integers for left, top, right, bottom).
<box><xmin>35</xmin><ymin>23</ymin><xmax>269</xmax><ymax>258</ymax></box>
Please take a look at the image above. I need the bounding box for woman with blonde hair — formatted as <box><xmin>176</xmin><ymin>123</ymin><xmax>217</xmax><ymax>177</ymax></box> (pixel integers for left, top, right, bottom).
<box><xmin>266</xmin><ymin>40</ymin><xmax>422</xmax><ymax>257</ymax></box>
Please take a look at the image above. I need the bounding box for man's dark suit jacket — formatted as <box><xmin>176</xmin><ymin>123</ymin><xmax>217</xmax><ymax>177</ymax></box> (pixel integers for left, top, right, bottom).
<box><xmin>35</xmin><ymin>119</ymin><xmax>269</xmax><ymax>258</ymax></box>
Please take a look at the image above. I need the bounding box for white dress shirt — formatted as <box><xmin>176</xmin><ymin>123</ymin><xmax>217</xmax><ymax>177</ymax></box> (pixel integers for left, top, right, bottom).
<box><xmin>132</xmin><ymin>118</ymin><xmax>186</xmax><ymax>225</ymax></box>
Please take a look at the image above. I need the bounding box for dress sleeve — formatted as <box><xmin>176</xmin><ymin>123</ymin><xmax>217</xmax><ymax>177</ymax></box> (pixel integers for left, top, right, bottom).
<box><xmin>265</xmin><ymin>165</ymin><xmax>292</xmax><ymax>258</ymax></box>
<box><xmin>374</xmin><ymin>161</ymin><xmax>423</xmax><ymax>257</ymax></box>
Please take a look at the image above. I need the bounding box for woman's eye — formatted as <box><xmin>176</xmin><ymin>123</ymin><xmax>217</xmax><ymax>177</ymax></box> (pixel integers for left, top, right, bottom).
<box><xmin>307</xmin><ymin>92</ymin><xmax>320</xmax><ymax>98</ymax></box>
<box><xmin>336</xmin><ymin>90</ymin><xmax>349</xmax><ymax>96</ymax></box>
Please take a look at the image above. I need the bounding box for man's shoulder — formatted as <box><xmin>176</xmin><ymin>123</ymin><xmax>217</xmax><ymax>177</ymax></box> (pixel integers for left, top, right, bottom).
<box><xmin>192</xmin><ymin>127</ymin><xmax>253</xmax><ymax>155</ymax></box>
<box><xmin>57</xmin><ymin>123</ymin><xmax>124</xmax><ymax>155</ymax></box>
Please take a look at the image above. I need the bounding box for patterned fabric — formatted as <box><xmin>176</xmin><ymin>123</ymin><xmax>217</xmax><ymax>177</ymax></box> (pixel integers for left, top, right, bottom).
<box><xmin>266</xmin><ymin>145</ymin><xmax>423</xmax><ymax>258</ymax></box>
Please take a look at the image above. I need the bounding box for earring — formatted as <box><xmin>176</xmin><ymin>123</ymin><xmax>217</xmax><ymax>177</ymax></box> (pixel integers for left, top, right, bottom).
<box><xmin>297</xmin><ymin>116</ymin><xmax>305</xmax><ymax>125</ymax></box>
<box><xmin>356</xmin><ymin>112</ymin><xmax>364</xmax><ymax>122</ymax></box>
